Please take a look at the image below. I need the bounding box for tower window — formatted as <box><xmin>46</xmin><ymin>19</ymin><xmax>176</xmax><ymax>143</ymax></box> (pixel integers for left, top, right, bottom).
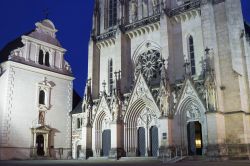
<box><xmin>188</xmin><ymin>36</ymin><xmax>196</xmax><ymax>75</ymax></box>
<box><xmin>39</xmin><ymin>90</ymin><xmax>45</xmax><ymax>105</ymax></box>
<box><xmin>38</xmin><ymin>50</ymin><xmax>44</xmax><ymax>65</ymax></box>
<box><xmin>45</xmin><ymin>52</ymin><xmax>50</xmax><ymax>67</ymax></box>
<box><xmin>108</xmin><ymin>0</ymin><xmax>117</xmax><ymax>27</ymax></box>
<box><xmin>108</xmin><ymin>59</ymin><xmax>113</xmax><ymax>94</ymax></box>
<box><xmin>77</xmin><ymin>118</ymin><xmax>82</xmax><ymax>129</ymax></box>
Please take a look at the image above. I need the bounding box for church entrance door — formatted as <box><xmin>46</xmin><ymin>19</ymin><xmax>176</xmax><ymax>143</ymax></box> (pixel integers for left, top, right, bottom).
<box><xmin>137</xmin><ymin>127</ymin><xmax>146</xmax><ymax>156</ymax></box>
<box><xmin>187</xmin><ymin>121</ymin><xmax>202</xmax><ymax>155</ymax></box>
<box><xmin>150</xmin><ymin>126</ymin><xmax>158</xmax><ymax>157</ymax></box>
<box><xmin>102</xmin><ymin>129</ymin><xmax>111</xmax><ymax>156</ymax></box>
<box><xmin>36</xmin><ymin>134</ymin><xmax>45</xmax><ymax>156</ymax></box>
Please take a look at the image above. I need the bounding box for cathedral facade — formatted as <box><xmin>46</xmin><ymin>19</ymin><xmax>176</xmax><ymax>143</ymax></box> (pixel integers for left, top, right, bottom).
<box><xmin>0</xmin><ymin>20</ymin><xmax>74</xmax><ymax>160</ymax></box>
<box><xmin>72</xmin><ymin>0</ymin><xmax>250</xmax><ymax>160</ymax></box>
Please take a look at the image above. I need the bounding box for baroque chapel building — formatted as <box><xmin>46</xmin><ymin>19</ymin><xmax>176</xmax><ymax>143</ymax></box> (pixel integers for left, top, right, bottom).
<box><xmin>0</xmin><ymin>19</ymin><xmax>74</xmax><ymax>160</ymax></box>
<box><xmin>72</xmin><ymin>0</ymin><xmax>250</xmax><ymax>160</ymax></box>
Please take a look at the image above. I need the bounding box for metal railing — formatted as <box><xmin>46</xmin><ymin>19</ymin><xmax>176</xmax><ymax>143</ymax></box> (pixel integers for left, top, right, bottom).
<box><xmin>161</xmin><ymin>146</ymin><xmax>188</xmax><ymax>163</ymax></box>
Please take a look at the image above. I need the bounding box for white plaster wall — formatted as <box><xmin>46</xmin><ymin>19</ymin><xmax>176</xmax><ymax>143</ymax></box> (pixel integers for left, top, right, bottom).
<box><xmin>0</xmin><ymin>62</ymin><xmax>9</xmax><ymax>146</ymax></box>
<box><xmin>0</xmin><ymin>61</ymin><xmax>73</xmax><ymax>160</ymax></box>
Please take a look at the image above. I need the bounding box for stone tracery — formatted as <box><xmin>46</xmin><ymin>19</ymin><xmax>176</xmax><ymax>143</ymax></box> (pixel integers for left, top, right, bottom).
<box><xmin>135</xmin><ymin>49</ymin><xmax>162</xmax><ymax>82</ymax></box>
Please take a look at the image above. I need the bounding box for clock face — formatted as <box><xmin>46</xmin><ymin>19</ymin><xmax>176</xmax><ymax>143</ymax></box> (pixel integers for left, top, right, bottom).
<box><xmin>135</xmin><ymin>49</ymin><xmax>162</xmax><ymax>82</ymax></box>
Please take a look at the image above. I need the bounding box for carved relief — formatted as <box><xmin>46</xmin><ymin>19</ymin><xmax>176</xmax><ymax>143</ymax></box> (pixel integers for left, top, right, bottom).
<box><xmin>137</xmin><ymin>107</ymin><xmax>157</xmax><ymax>126</ymax></box>
<box><xmin>186</xmin><ymin>103</ymin><xmax>201</xmax><ymax>122</ymax></box>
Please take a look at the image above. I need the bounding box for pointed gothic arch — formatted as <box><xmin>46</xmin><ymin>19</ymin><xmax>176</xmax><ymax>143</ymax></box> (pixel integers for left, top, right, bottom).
<box><xmin>186</xmin><ymin>35</ymin><xmax>196</xmax><ymax>75</ymax></box>
<box><xmin>177</xmin><ymin>96</ymin><xmax>208</xmax><ymax>155</ymax></box>
<box><xmin>174</xmin><ymin>79</ymin><xmax>208</xmax><ymax>155</ymax></box>
<box><xmin>124</xmin><ymin>96</ymin><xmax>161</xmax><ymax>156</ymax></box>
<box><xmin>92</xmin><ymin>96</ymin><xmax>112</xmax><ymax>157</ymax></box>
<box><xmin>132</xmin><ymin>40</ymin><xmax>161</xmax><ymax>64</ymax></box>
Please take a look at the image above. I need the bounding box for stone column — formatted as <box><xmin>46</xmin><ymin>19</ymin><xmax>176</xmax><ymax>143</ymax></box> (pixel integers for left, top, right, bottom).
<box><xmin>109</xmin><ymin>120</ymin><xmax>124</xmax><ymax>159</ymax></box>
<box><xmin>81</xmin><ymin>124</ymin><xmax>93</xmax><ymax>159</ymax></box>
<box><xmin>44</xmin><ymin>133</ymin><xmax>49</xmax><ymax>156</ymax></box>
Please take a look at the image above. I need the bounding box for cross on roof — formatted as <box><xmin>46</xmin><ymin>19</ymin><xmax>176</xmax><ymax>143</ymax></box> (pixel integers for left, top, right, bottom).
<box><xmin>43</xmin><ymin>8</ymin><xmax>49</xmax><ymax>19</ymax></box>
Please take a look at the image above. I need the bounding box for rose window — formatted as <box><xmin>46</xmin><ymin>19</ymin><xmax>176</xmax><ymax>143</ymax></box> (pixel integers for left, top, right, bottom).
<box><xmin>135</xmin><ymin>49</ymin><xmax>162</xmax><ymax>82</ymax></box>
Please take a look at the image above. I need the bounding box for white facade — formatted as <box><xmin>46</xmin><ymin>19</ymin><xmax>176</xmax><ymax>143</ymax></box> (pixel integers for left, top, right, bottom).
<box><xmin>0</xmin><ymin>20</ymin><xmax>74</xmax><ymax>160</ymax></box>
<box><xmin>72</xmin><ymin>0</ymin><xmax>250</xmax><ymax>160</ymax></box>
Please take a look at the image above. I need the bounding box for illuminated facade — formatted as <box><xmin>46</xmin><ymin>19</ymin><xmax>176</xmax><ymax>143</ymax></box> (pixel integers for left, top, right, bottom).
<box><xmin>0</xmin><ymin>19</ymin><xmax>74</xmax><ymax>160</ymax></box>
<box><xmin>73</xmin><ymin>0</ymin><xmax>250</xmax><ymax>160</ymax></box>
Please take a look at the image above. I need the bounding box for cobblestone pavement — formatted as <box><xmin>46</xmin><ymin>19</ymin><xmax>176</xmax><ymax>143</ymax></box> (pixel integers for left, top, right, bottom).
<box><xmin>0</xmin><ymin>160</ymin><xmax>250</xmax><ymax>166</ymax></box>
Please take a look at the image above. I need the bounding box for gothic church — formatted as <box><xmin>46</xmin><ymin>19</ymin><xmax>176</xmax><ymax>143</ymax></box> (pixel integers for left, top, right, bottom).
<box><xmin>72</xmin><ymin>0</ymin><xmax>250</xmax><ymax>160</ymax></box>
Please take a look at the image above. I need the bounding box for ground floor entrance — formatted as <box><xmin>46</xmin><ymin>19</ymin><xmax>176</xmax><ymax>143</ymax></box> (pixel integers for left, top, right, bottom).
<box><xmin>36</xmin><ymin>134</ymin><xmax>45</xmax><ymax>156</ymax></box>
<box><xmin>187</xmin><ymin>121</ymin><xmax>202</xmax><ymax>155</ymax></box>
<box><xmin>137</xmin><ymin>126</ymin><xmax>159</xmax><ymax>157</ymax></box>
<box><xmin>102</xmin><ymin>129</ymin><xmax>111</xmax><ymax>157</ymax></box>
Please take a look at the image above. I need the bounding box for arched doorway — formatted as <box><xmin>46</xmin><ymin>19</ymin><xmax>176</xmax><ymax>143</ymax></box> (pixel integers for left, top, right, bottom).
<box><xmin>102</xmin><ymin>129</ymin><xmax>111</xmax><ymax>156</ymax></box>
<box><xmin>150</xmin><ymin>126</ymin><xmax>158</xmax><ymax>157</ymax></box>
<box><xmin>137</xmin><ymin>127</ymin><xmax>146</xmax><ymax>156</ymax></box>
<box><xmin>187</xmin><ymin>121</ymin><xmax>202</xmax><ymax>155</ymax></box>
<box><xmin>36</xmin><ymin>134</ymin><xmax>45</xmax><ymax>156</ymax></box>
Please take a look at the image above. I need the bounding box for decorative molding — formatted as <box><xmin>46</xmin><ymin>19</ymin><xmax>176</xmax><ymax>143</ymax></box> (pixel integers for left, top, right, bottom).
<box><xmin>168</xmin><ymin>0</ymin><xmax>201</xmax><ymax>17</ymax></box>
<box><xmin>94</xmin><ymin>30</ymin><xmax>117</xmax><ymax>49</ymax></box>
<box><xmin>1</xmin><ymin>67</ymin><xmax>15</xmax><ymax>146</ymax></box>
<box><xmin>65</xmin><ymin>81</ymin><xmax>73</xmax><ymax>147</ymax></box>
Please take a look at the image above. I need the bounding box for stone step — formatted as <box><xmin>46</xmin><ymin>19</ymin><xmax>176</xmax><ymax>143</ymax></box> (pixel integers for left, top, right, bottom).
<box><xmin>185</xmin><ymin>155</ymin><xmax>206</xmax><ymax>161</ymax></box>
<box><xmin>88</xmin><ymin>157</ymin><xmax>109</xmax><ymax>161</ymax></box>
<box><xmin>119</xmin><ymin>157</ymin><xmax>158</xmax><ymax>161</ymax></box>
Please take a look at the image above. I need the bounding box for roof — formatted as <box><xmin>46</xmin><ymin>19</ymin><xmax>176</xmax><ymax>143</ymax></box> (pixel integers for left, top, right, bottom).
<box><xmin>71</xmin><ymin>101</ymin><xmax>83</xmax><ymax>114</ymax></box>
<box><xmin>0</xmin><ymin>19</ymin><xmax>62</xmax><ymax>64</ymax></box>
<box><xmin>72</xmin><ymin>90</ymin><xmax>82</xmax><ymax>109</ymax></box>
<box><xmin>0</xmin><ymin>36</ymin><xmax>23</xmax><ymax>63</ymax></box>
<box><xmin>245</xmin><ymin>21</ymin><xmax>250</xmax><ymax>38</ymax></box>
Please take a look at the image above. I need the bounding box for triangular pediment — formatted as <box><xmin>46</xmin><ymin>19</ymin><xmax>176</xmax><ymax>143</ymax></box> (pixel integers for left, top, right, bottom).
<box><xmin>127</xmin><ymin>73</ymin><xmax>160</xmax><ymax>117</ymax></box>
<box><xmin>175</xmin><ymin>78</ymin><xmax>206</xmax><ymax>114</ymax></box>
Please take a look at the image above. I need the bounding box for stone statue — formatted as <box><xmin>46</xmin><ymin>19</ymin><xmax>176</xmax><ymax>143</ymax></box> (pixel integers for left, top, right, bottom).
<box><xmin>131</xmin><ymin>0</ymin><xmax>138</xmax><ymax>21</ymax></box>
<box><xmin>38</xmin><ymin>111</ymin><xmax>45</xmax><ymax>125</ymax></box>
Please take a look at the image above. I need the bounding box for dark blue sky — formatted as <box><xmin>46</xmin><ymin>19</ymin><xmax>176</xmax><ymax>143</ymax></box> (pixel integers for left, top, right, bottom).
<box><xmin>0</xmin><ymin>0</ymin><xmax>249</xmax><ymax>97</ymax></box>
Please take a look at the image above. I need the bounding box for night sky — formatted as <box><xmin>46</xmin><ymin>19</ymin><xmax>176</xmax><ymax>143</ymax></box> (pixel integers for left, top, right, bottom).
<box><xmin>0</xmin><ymin>0</ymin><xmax>249</xmax><ymax>97</ymax></box>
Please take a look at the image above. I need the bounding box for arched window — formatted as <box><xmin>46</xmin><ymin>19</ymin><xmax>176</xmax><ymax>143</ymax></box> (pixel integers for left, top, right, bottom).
<box><xmin>108</xmin><ymin>0</ymin><xmax>117</xmax><ymax>27</ymax></box>
<box><xmin>39</xmin><ymin>90</ymin><xmax>45</xmax><ymax>105</ymax></box>
<box><xmin>108</xmin><ymin>59</ymin><xmax>113</xmax><ymax>94</ymax></box>
<box><xmin>45</xmin><ymin>52</ymin><xmax>50</xmax><ymax>67</ymax></box>
<box><xmin>188</xmin><ymin>36</ymin><xmax>196</xmax><ymax>75</ymax></box>
<box><xmin>38</xmin><ymin>50</ymin><xmax>44</xmax><ymax>65</ymax></box>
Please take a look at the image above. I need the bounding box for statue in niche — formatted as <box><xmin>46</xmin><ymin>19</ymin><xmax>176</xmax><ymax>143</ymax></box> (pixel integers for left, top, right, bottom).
<box><xmin>38</xmin><ymin>111</ymin><xmax>45</xmax><ymax>125</ymax></box>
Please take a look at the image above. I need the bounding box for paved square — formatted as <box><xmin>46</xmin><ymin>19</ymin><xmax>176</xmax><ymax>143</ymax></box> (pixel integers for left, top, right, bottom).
<box><xmin>0</xmin><ymin>160</ymin><xmax>250</xmax><ymax>166</ymax></box>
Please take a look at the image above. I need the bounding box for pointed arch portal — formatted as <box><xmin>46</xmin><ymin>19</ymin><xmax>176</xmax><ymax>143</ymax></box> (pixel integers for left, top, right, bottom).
<box><xmin>187</xmin><ymin>121</ymin><xmax>202</xmax><ymax>155</ymax></box>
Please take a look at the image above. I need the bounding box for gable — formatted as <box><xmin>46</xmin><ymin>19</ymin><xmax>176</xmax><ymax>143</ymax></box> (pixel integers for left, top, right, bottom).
<box><xmin>95</xmin><ymin>95</ymin><xmax>111</xmax><ymax>116</ymax></box>
<box><xmin>175</xmin><ymin>78</ymin><xmax>206</xmax><ymax>114</ymax></box>
<box><xmin>126</xmin><ymin>73</ymin><xmax>161</xmax><ymax>117</ymax></box>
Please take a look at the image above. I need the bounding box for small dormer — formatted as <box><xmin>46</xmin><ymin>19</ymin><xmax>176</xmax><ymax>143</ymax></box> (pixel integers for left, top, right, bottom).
<box><xmin>0</xmin><ymin>19</ymin><xmax>72</xmax><ymax>75</ymax></box>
